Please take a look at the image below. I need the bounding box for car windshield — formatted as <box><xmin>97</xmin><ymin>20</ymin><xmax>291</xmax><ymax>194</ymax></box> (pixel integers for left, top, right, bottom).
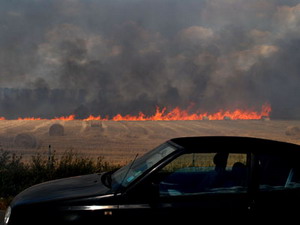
<box><xmin>111</xmin><ymin>143</ymin><xmax>177</xmax><ymax>191</ymax></box>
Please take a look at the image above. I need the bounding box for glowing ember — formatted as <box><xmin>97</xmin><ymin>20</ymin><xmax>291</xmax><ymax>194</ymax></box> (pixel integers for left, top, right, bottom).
<box><xmin>0</xmin><ymin>103</ymin><xmax>271</xmax><ymax>121</ymax></box>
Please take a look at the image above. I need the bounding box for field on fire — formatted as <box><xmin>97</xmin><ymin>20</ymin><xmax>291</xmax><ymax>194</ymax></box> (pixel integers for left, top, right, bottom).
<box><xmin>0</xmin><ymin>120</ymin><xmax>300</xmax><ymax>164</ymax></box>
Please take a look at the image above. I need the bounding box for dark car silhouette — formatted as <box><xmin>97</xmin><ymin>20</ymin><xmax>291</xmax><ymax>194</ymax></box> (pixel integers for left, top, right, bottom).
<box><xmin>4</xmin><ymin>136</ymin><xmax>300</xmax><ymax>224</ymax></box>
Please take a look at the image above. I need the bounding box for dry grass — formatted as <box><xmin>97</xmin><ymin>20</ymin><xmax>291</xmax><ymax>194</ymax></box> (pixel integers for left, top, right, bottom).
<box><xmin>0</xmin><ymin>120</ymin><xmax>300</xmax><ymax>164</ymax></box>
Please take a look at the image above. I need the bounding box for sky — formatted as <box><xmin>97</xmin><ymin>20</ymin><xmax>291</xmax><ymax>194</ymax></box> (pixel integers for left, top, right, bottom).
<box><xmin>0</xmin><ymin>0</ymin><xmax>300</xmax><ymax>119</ymax></box>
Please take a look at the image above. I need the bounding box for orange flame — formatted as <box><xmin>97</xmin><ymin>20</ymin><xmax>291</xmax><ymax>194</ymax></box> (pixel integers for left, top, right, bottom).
<box><xmin>83</xmin><ymin>115</ymin><xmax>109</xmax><ymax>121</ymax></box>
<box><xmin>111</xmin><ymin>103</ymin><xmax>271</xmax><ymax>121</ymax></box>
<box><xmin>0</xmin><ymin>103</ymin><xmax>271</xmax><ymax>121</ymax></box>
<box><xmin>52</xmin><ymin>115</ymin><xmax>76</xmax><ymax>121</ymax></box>
<box><xmin>17</xmin><ymin>117</ymin><xmax>44</xmax><ymax>121</ymax></box>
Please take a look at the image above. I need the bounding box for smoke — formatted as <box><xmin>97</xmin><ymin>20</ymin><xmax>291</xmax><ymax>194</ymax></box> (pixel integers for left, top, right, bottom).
<box><xmin>1</xmin><ymin>0</ymin><xmax>300</xmax><ymax>119</ymax></box>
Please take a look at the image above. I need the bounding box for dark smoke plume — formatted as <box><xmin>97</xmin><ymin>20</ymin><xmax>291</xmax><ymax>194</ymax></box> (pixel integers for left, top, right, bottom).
<box><xmin>1</xmin><ymin>0</ymin><xmax>300</xmax><ymax>119</ymax></box>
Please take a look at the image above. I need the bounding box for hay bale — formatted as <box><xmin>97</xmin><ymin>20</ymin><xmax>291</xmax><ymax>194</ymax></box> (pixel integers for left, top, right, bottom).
<box><xmin>14</xmin><ymin>133</ymin><xmax>37</xmax><ymax>148</ymax></box>
<box><xmin>261</xmin><ymin>116</ymin><xmax>270</xmax><ymax>121</ymax></box>
<box><xmin>90</xmin><ymin>121</ymin><xmax>102</xmax><ymax>128</ymax></box>
<box><xmin>49</xmin><ymin>123</ymin><xmax>64</xmax><ymax>136</ymax></box>
<box><xmin>285</xmin><ymin>126</ymin><xmax>300</xmax><ymax>137</ymax></box>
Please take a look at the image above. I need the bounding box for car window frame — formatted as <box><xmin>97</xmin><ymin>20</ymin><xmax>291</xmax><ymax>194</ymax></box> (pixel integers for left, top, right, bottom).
<box><xmin>162</xmin><ymin>152</ymin><xmax>251</xmax><ymax>196</ymax></box>
<box><xmin>252</xmin><ymin>151</ymin><xmax>300</xmax><ymax>192</ymax></box>
<box><xmin>125</xmin><ymin>149</ymin><xmax>253</xmax><ymax>200</ymax></box>
<box><xmin>122</xmin><ymin>141</ymin><xmax>185</xmax><ymax>195</ymax></box>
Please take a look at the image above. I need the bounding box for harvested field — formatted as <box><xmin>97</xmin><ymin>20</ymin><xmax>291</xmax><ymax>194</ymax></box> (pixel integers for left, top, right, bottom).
<box><xmin>0</xmin><ymin>120</ymin><xmax>300</xmax><ymax>164</ymax></box>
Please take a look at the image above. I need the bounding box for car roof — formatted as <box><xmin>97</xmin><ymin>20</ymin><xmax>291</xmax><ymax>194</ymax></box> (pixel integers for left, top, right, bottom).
<box><xmin>168</xmin><ymin>136</ymin><xmax>300</xmax><ymax>154</ymax></box>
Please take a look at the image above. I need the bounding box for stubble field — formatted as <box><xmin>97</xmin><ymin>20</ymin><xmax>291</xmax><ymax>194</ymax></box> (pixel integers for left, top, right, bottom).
<box><xmin>0</xmin><ymin>119</ymin><xmax>300</xmax><ymax>164</ymax></box>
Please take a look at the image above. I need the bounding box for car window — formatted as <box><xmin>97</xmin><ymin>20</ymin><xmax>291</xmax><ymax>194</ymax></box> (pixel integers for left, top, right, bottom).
<box><xmin>157</xmin><ymin>152</ymin><xmax>249</xmax><ymax>196</ymax></box>
<box><xmin>111</xmin><ymin>143</ymin><xmax>177</xmax><ymax>190</ymax></box>
<box><xmin>258</xmin><ymin>153</ymin><xmax>300</xmax><ymax>191</ymax></box>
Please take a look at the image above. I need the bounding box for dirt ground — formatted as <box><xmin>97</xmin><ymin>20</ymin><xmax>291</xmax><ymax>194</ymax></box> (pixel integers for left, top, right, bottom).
<box><xmin>0</xmin><ymin>120</ymin><xmax>300</xmax><ymax>164</ymax></box>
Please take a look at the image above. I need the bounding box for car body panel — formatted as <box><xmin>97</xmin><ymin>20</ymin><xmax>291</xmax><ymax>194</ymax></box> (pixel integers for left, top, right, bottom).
<box><xmin>11</xmin><ymin>174</ymin><xmax>110</xmax><ymax>207</ymax></box>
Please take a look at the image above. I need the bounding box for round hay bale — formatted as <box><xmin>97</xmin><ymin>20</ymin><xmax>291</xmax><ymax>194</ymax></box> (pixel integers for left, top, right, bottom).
<box><xmin>285</xmin><ymin>126</ymin><xmax>300</xmax><ymax>137</ymax></box>
<box><xmin>14</xmin><ymin>133</ymin><xmax>37</xmax><ymax>148</ymax></box>
<box><xmin>90</xmin><ymin>121</ymin><xmax>102</xmax><ymax>128</ymax></box>
<box><xmin>261</xmin><ymin>116</ymin><xmax>270</xmax><ymax>121</ymax></box>
<box><xmin>49</xmin><ymin>123</ymin><xmax>64</xmax><ymax>136</ymax></box>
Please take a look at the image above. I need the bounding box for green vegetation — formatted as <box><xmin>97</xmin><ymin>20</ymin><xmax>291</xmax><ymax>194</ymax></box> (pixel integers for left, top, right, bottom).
<box><xmin>0</xmin><ymin>149</ymin><xmax>120</xmax><ymax>210</ymax></box>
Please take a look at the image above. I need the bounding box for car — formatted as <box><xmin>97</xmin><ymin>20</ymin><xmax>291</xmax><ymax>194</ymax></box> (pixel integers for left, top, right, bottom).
<box><xmin>3</xmin><ymin>136</ymin><xmax>300</xmax><ymax>224</ymax></box>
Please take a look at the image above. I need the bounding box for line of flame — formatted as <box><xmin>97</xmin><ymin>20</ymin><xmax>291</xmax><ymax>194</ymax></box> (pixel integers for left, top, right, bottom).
<box><xmin>0</xmin><ymin>103</ymin><xmax>271</xmax><ymax>121</ymax></box>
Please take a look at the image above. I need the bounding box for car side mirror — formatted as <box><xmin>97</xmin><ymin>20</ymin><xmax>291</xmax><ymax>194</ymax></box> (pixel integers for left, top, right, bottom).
<box><xmin>126</xmin><ymin>181</ymin><xmax>160</xmax><ymax>202</ymax></box>
<box><xmin>143</xmin><ymin>182</ymin><xmax>161</xmax><ymax>200</ymax></box>
<box><xmin>145</xmin><ymin>182</ymin><xmax>160</xmax><ymax>206</ymax></box>
<box><xmin>150</xmin><ymin>182</ymin><xmax>160</xmax><ymax>198</ymax></box>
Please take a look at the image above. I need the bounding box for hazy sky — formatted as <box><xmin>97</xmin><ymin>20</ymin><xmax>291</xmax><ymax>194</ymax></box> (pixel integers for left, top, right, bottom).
<box><xmin>1</xmin><ymin>0</ymin><xmax>300</xmax><ymax>119</ymax></box>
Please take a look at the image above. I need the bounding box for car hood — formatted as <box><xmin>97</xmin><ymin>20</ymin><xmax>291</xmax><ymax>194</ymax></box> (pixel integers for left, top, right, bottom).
<box><xmin>11</xmin><ymin>173</ymin><xmax>111</xmax><ymax>207</ymax></box>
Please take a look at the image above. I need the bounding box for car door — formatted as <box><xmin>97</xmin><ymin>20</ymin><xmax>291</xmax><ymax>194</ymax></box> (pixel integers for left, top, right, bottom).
<box><xmin>253</xmin><ymin>151</ymin><xmax>300</xmax><ymax>221</ymax></box>
<box><xmin>253</xmin><ymin>151</ymin><xmax>300</xmax><ymax>222</ymax></box>
<box><xmin>144</xmin><ymin>151</ymin><xmax>253</xmax><ymax>221</ymax></box>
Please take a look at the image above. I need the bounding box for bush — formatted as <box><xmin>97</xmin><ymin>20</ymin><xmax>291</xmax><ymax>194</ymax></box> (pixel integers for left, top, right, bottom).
<box><xmin>0</xmin><ymin>150</ymin><xmax>30</xmax><ymax>198</ymax></box>
<box><xmin>0</xmin><ymin>149</ymin><xmax>119</xmax><ymax>209</ymax></box>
